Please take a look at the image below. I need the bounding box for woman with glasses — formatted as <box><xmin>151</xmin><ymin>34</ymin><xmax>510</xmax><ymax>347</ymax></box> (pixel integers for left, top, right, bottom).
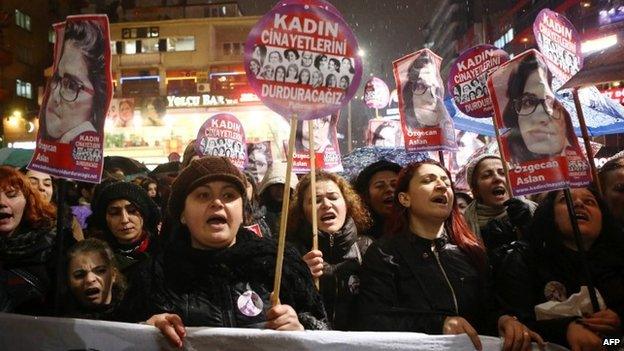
<box><xmin>42</xmin><ymin>20</ymin><xmax>108</xmax><ymax>144</ymax></box>
<box><xmin>503</xmin><ymin>55</ymin><xmax>573</xmax><ymax>163</ymax></box>
<box><xmin>402</xmin><ymin>53</ymin><xmax>447</xmax><ymax>129</ymax></box>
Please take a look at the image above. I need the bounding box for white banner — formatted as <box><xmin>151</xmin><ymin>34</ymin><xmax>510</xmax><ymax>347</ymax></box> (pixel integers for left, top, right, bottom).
<box><xmin>0</xmin><ymin>313</ymin><xmax>566</xmax><ymax>351</ymax></box>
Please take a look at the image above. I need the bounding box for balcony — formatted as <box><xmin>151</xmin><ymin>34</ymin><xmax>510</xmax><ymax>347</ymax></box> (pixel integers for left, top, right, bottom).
<box><xmin>118</xmin><ymin>53</ymin><xmax>162</xmax><ymax>67</ymax></box>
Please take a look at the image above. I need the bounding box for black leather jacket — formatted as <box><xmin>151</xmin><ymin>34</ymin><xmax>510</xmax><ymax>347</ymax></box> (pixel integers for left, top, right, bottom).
<box><xmin>119</xmin><ymin>228</ymin><xmax>327</xmax><ymax>330</ymax></box>
<box><xmin>289</xmin><ymin>218</ymin><xmax>373</xmax><ymax>330</ymax></box>
<box><xmin>0</xmin><ymin>226</ymin><xmax>57</xmax><ymax>314</ymax></box>
<box><xmin>357</xmin><ymin>229</ymin><xmax>498</xmax><ymax>335</ymax></box>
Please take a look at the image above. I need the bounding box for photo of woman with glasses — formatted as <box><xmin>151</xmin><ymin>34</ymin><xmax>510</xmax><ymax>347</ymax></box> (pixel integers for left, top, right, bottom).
<box><xmin>42</xmin><ymin>19</ymin><xmax>109</xmax><ymax>144</ymax></box>
<box><xmin>401</xmin><ymin>52</ymin><xmax>448</xmax><ymax>130</ymax></box>
<box><xmin>502</xmin><ymin>54</ymin><xmax>575</xmax><ymax>164</ymax></box>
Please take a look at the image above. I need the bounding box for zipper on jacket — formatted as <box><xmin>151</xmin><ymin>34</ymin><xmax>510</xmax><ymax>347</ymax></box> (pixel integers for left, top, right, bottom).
<box><xmin>431</xmin><ymin>245</ymin><xmax>459</xmax><ymax>315</ymax></box>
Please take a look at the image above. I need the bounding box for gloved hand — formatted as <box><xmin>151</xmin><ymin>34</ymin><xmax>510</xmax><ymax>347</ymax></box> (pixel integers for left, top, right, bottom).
<box><xmin>504</xmin><ymin>198</ymin><xmax>533</xmax><ymax>229</ymax></box>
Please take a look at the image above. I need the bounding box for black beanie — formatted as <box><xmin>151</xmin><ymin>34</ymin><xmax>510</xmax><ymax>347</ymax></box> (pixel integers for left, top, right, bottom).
<box><xmin>353</xmin><ymin>160</ymin><xmax>402</xmax><ymax>196</ymax></box>
<box><xmin>92</xmin><ymin>182</ymin><xmax>161</xmax><ymax>234</ymax></box>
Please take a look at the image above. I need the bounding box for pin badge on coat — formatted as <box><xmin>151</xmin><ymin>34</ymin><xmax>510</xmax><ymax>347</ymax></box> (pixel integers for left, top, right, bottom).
<box><xmin>237</xmin><ymin>290</ymin><xmax>264</xmax><ymax>317</ymax></box>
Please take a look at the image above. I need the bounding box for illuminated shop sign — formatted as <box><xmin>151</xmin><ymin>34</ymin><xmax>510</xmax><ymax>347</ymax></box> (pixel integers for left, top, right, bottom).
<box><xmin>167</xmin><ymin>93</ymin><xmax>260</xmax><ymax>108</ymax></box>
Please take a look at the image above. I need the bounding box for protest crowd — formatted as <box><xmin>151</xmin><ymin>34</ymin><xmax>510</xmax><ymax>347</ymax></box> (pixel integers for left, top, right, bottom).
<box><xmin>1</xmin><ymin>146</ymin><xmax>623</xmax><ymax>350</ymax></box>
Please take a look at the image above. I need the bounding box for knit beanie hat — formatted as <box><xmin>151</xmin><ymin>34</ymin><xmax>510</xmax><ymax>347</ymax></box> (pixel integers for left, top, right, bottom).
<box><xmin>258</xmin><ymin>161</ymin><xmax>299</xmax><ymax>196</ymax></box>
<box><xmin>353</xmin><ymin>160</ymin><xmax>402</xmax><ymax>196</ymax></box>
<box><xmin>466</xmin><ymin>154</ymin><xmax>501</xmax><ymax>191</ymax></box>
<box><xmin>91</xmin><ymin>182</ymin><xmax>161</xmax><ymax>233</ymax></box>
<box><xmin>168</xmin><ymin>156</ymin><xmax>247</xmax><ymax>221</ymax></box>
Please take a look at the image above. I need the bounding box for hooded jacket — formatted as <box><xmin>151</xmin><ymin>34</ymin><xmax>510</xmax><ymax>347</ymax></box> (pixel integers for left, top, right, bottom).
<box><xmin>118</xmin><ymin>228</ymin><xmax>327</xmax><ymax>330</ymax></box>
<box><xmin>258</xmin><ymin>163</ymin><xmax>298</xmax><ymax>237</ymax></box>
<box><xmin>357</xmin><ymin>229</ymin><xmax>499</xmax><ymax>335</ymax></box>
<box><xmin>289</xmin><ymin>217</ymin><xmax>373</xmax><ymax>330</ymax></box>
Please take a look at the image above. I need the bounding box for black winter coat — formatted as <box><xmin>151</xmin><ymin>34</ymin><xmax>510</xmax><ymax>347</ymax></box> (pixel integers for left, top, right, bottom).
<box><xmin>495</xmin><ymin>239</ymin><xmax>624</xmax><ymax>346</ymax></box>
<box><xmin>119</xmin><ymin>228</ymin><xmax>327</xmax><ymax>329</ymax></box>
<box><xmin>0</xmin><ymin>226</ymin><xmax>57</xmax><ymax>314</ymax></box>
<box><xmin>357</xmin><ymin>229</ymin><xmax>499</xmax><ymax>335</ymax></box>
<box><xmin>289</xmin><ymin>218</ymin><xmax>373</xmax><ymax>330</ymax></box>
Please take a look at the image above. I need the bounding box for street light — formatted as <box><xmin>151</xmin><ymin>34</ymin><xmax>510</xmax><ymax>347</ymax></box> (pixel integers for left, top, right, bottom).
<box><xmin>358</xmin><ymin>49</ymin><xmax>365</xmax><ymax>57</ymax></box>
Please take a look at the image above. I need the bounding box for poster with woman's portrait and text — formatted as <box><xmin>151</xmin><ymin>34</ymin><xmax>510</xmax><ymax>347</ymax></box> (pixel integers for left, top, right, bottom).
<box><xmin>29</xmin><ymin>15</ymin><xmax>112</xmax><ymax>183</ymax></box>
<box><xmin>488</xmin><ymin>50</ymin><xmax>591</xmax><ymax>196</ymax></box>
<box><xmin>393</xmin><ymin>48</ymin><xmax>456</xmax><ymax>152</ymax></box>
<box><xmin>291</xmin><ymin>113</ymin><xmax>342</xmax><ymax>173</ymax></box>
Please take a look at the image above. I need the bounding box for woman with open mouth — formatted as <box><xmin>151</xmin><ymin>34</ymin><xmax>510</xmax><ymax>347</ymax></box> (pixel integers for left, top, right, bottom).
<box><xmin>118</xmin><ymin>157</ymin><xmax>327</xmax><ymax>349</ymax></box>
<box><xmin>63</xmin><ymin>238</ymin><xmax>126</xmax><ymax>320</ymax></box>
<box><xmin>0</xmin><ymin>166</ymin><xmax>57</xmax><ymax>314</ymax></box>
<box><xmin>353</xmin><ymin>160</ymin><xmax>402</xmax><ymax>240</ymax></box>
<box><xmin>90</xmin><ymin>182</ymin><xmax>160</xmax><ymax>277</ymax></box>
<box><xmin>495</xmin><ymin>187</ymin><xmax>624</xmax><ymax>350</ymax></box>
<box><xmin>287</xmin><ymin>171</ymin><xmax>373</xmax><ymax>330</ymax></box>
<box><xmin>463</xmin><ymin>155</ymin><xmax>537</xmax><ymax>264</ymax></box>
<box><xmin>357</xmin><ymin>160</ymin><xmax>543</xmax><ymax>351</ymax></box>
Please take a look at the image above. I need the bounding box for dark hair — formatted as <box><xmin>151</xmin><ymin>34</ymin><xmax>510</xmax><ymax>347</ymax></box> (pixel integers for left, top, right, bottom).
<box><xmin>275</xmin><ymin>65</ymin><xmax>286</xmax><ymax>82</ymax></box>
<box><xmin>527</xmin><ymin>187</ymin><xmax>621</xmax><ymax>256</ymax></box>
<box><xmin>253</xmin><ymin>44</ymin><xmax>267</xmax><ymax>63</ymax></box>
<box><xmin>342</xmin><ymin>57</ymin><xmax>355</xmax><ymax>74</ymax></box>
<box><xmin>328</xmin><ymin>58</ymin><xmax>340</xmax><ymax>72</ymax></box>
<box><xmin>67</xmin><ymin>238</ymin><xmax>127</xmax><ymax>302</ymax></box>
<box><xmin>599</xmin><ymin>156</ymin><xmax>624</xmax><ymax>194</ymax></box>
<box><xmin>64</xmin><ymin>19</ymin><xmax>108</xmax><ymax>130</ymax></box>
<box><xmin>298</xmin><ymin>68</ymin><xmax>311</xmax><ymax>84</ymax></box>
<box><xmin>326</xmin><ymin>74</ymin><xmax>337</xmax><ymax>87</ymax></box>
<box><xmin>314</xmin><ymin>54</ymin><xmax>327</xmax><ymax>70</ymax></box>
<box><xmin>284</xmin><ymin>48</ymin><xmax>299</xmax><ymax>60</ymax></box>
<box><xmin>295</xmin><ymin>115</ymin><xmax>333</xmax><ymax>151</ymax></box>
<box><xmin>402</xmin><ymin>53</ymin><xmax>442</xmax><ymax>129</ymax></box>
<box><xmin>502</xmin><ymin>55</ymin><xmax>575</xmax><ymax>163</ymax></box>
<box><xmin>371</xmin><ymin>122</ymin><xmax>396</xmax><ymax>146</ymax></box>
<box><xmin>389</xmin><ymin>160</ymin><xmax>486</xmax><ymax>271</ymax></box>
<box><xmin>249</xmin><ymin>59</ymin><xmax>261</xmax><ymax>75</ymax></box>
<box><xmin>286</xmin><ymin>64</ymin><xmax>298</xmax><ymax>80</ymax></box>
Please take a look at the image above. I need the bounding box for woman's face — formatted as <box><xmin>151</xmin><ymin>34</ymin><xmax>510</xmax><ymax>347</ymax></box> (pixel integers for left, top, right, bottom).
<box><xmin>312</xmin><ymin>70</ymin><xmax>322</xmax><ymax>85</ymax></box>
<box><xmin>0</xmin><ymin>187</ymin><xmax>26</xmax><ymax>237</ymax></box>
<box><xmin>181</xmin><ymin>181</ymin><xmax>243</xmax><ymax>249</ymax></box>
<box><xmin>263</xmin><ymin>66</ymin><xmax>274</xmax><ymax>79</ymax></box>
<box><xmin>301</xmin><ymin>52</ymin><xmax>313</xmax><ymax>67</ymax></box>
<box><xmin>68</xmin><ymin>251</ymin><xmax>115</xmax><ymax>308</ymax></box>
<box><xmin>119</xmin><ymin>102</ymin><xmax>133</xmax><ymax>122</ymax></box>
<box><xmin>105</xmin><ymin>199</ymin><xmax>145</xmax><ymax>244</ymax></box>
<box><xmin>474</xmin><ymin>158</ymin><xmax>509</xmax><ymax>207</ymax></box>
<box><xmin>248</xmin><ymin>149</ymin><xmax>268</xmax><ymax>183</ymax></box>
<box><xmin>342</xmin><ymin>58</ymin><xmax>351</xmax><ymax>69</ymax></box>
<box><xmin>275</xmin><ymin>67</ymin><xmax>285</xmax><ymax>81</ymax></box>
<box><xmin>517</xmin><ymin>68</ymin><xmax>567</xmax><ymax>156</ymax></box>
<box><xmin>375</xmin><ymin>126</ymin><xmax>396</xmax><ymax>147</ymax></box>
<box><xmin>46</xmin><ymin>40</ymin><xmax>94</xmax><ymax>139</ymax></box>
<box><xmin>327</xmin><ymin>75</ymin><xmax>337</xmax><ymax>87</ymax></box>
<box><xmin>288</xmin><ymin>66</ymin><xmax>297</xmax><ymax>78</ymax></box>
<box><xmin>300</xmin><ymin>70</ymin><xmax>310</xmax><ymax>83</ymax></box>
<box><xmin>269</xmin><ymin>52</ymin><xmax>280</xmax><ymax>64</ymax></box>
<box><xmin>328</xmin><ymin>60</ymin><xmax>337</xmax><ymax>72</ymax></box>
<box><xmin>367</xmin><ymin>170</ymin><xmax>398</xmax><ymax>219</ymax></box>
<box><xmin>553</xmin><ymin>188</ymin><xmax>602</xmax><ymax>249</ymax></box>
<box><xmin>26</xmin><ymin>170</ymin><xmax>53</xmax><ymax>203</ymax></box>
<box><xmin>287</xmin><ymin>51</ymin><xmax>297</xmax><ymax>62</ymax></box>
<box><xmin>250</xmin><ymin>60</ymin><xmax>260</xmax><ymax>75</ymax></box>
<box><xmin>410</xmin><ymin>62</ymin><xmax>441</xmax><ymax>126</ymax></box>
<box><xmin>302</xmin><ymin>117</ymin><xmax>331</xmax><ymax>151</ymax></box>
<box><xmin>602</xmin><ymin>168</ymin><xmax>624</xmax><ymax>220</ymax></box>
<box><xmin>303</xmin><ymin>180</ymin><xmax>347</xmax><ymax>234</ymax></box>
<box><xmin>339</xmin><ymin>77</ymin><xmax>349</xmax><ymax>89</ymax></box>
<box><xmin>147</xmin><ymin>183</ymin><xmax>158</xmax><ymax>198</ymax></box>
<box><xmin>399</xmin><ymin>164</ymin><xmax>453</xmax><ymax>222</ymax></box>
<box><xmin>456</xmin><ymin>197</ymin><xmax>469</xmax><ymax>214</ymax></box>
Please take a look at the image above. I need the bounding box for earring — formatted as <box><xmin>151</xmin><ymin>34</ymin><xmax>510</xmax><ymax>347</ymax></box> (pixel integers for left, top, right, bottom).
<box><xmin>180</xmin><ymin>215</ymin><xmax>186</xmax><ymax>225</ymax></box>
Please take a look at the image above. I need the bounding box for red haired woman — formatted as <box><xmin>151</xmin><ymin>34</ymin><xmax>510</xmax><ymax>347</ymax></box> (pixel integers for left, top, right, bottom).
<box><xmin>356</xmin><ymin>160</ymin><xmax>542</xmax><ymax>351</ymax></box>
<box><xmin>0</xmin><ymin>166</ymin><xmax>57</xmax><ymax>314</ymax></box>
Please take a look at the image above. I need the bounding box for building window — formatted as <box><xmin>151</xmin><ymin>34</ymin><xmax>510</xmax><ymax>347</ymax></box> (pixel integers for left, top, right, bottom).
<box><xmin>141</xmin><ymin>38</ymin><xmax>160</xmax><ymax>54</ymax></box>
<box><xmin>15</xmin><ymin>10</ymin><xmax>31</xmax><ymax>31</ymax></box>
<box><xmin>123</xmin><ymin>40</ymin><xmax>137</xmax><ymax>54</ymax></box>
<box><xmin>167</xmin><ymin>37</ymin><xmax>195</xmax><ymax>52</ymax></box>
<box><xmin>222</xmin><ymin>42</ymin><xmax>244</xmax><ymax>56</ymax></box>
<box><xmin>16</xmin><ymin>79</ymin><xmax>32</xmax><ymax>99</ymax></box>
<box><xmin>494</xmin><ymin>28</ymin><xmax>514</xmax><ymax>49</ymax></box>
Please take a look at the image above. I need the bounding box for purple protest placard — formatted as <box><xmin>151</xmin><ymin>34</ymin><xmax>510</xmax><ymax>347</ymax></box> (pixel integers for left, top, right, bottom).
<box><xmin>195</xmin><ymin>113</ymin><xmax>247</xmax><ymax>169</ymax></box>
<box><xmin>28</xmin><ymin>15</ymin><xmax>112</xmax><ymax>183</ymax></box>
<box><xmin>533</xmin><ymin>9</ymin><xmax>583</xmax><ymax>86</ymax></box>
<box><xmin>244</xmin><ymin>3</ymin><xmax>362</xmax><ymax>120</ymax></box>
<box><xmin>364</xmin><ymin>77</ymin><xmax>390</xmax><ymax>109</ymax></box>
<box><xmin>448</xmin><ymin>45</ymin><xmax>509</xmax><ymax>118</ymax></box>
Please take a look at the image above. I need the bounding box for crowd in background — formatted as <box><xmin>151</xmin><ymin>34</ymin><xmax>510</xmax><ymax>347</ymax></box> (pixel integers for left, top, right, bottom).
<box><xmin>0</xmin><ymin>140</ymin><xmax>623</xmax><ymax>351</ymax></box>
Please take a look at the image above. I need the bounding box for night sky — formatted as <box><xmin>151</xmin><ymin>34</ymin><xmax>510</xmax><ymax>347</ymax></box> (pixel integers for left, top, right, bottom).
<box><xmin>235</xmin><ymin>0</ymin><xmax>430</xmax><ymax>148</ymax></box>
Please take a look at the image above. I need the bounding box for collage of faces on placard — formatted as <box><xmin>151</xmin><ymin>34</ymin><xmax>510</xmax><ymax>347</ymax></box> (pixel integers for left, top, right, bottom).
<box><xmin>250</xmin><ymin>44</ymin><xmax>355</xmax><ymax>90</ymax></box>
